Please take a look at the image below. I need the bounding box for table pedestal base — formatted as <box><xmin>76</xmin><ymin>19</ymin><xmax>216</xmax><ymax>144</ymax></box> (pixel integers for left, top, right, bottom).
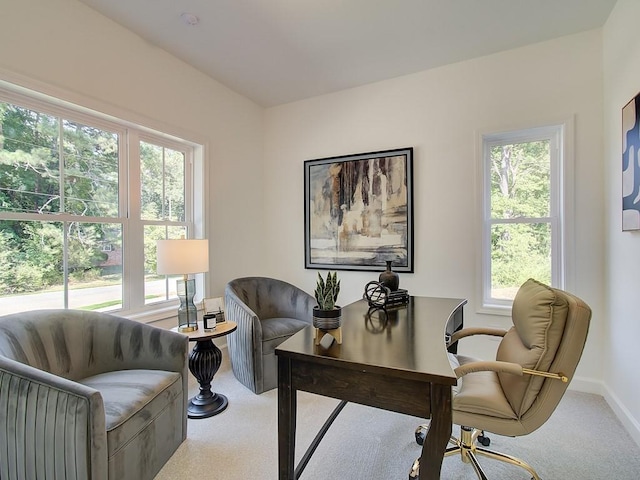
<box><xmin>187</xmin><ymin>338</ymin><xmax>228</xmax><ymax>419</ymax></box>
<box><xmin>188</xmin><ymin>392</ymin><xmax>228</xmax><ymax>419</ymax></box>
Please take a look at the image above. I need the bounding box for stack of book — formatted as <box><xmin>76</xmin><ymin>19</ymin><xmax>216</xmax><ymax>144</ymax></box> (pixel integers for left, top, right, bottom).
<box><xmin>386</xmin><ymin>288</ymin><xmax>409</xmax><ymax>307</ymax></box>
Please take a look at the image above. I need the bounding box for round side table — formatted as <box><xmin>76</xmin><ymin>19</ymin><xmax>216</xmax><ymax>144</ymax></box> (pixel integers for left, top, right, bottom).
<box><xmin>172</xmin><ymin>320</ymin><xmax>237</xmax><ymax>419</ymax></box>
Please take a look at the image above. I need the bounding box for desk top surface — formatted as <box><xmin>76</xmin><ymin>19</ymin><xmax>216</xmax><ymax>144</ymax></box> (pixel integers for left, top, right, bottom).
<box><xmin>276</xmin><ymin>296</ymin><xmax>466</xmax><ymax>383</ymax></box>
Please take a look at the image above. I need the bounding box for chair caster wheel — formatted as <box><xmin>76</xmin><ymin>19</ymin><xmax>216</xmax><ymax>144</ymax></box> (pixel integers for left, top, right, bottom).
<box><xmin>408</xmin><ymin>458</ymin><xmax>420</xmax><ymax>479</ymax></box>
<box><xmin>414</xmin><ymin>425</ymin><xmax>427</xmax><ymax>446</ymax></box>
<box><xmin>478</xmin><ymin>435</ymin><xmax>490</xmax><ymax>447</ymax></box>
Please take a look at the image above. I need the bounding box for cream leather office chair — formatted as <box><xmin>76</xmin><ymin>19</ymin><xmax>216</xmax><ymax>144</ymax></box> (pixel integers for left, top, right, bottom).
<box><xmin>410</xmin><ymin>278</ymin><xmax>591</xmax><ymax>480</ymax></box>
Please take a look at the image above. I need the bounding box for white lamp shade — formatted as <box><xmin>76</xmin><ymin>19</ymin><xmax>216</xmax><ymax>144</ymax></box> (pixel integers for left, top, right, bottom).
<box><xmin>156</xmin><ymin>239</ymin><xmax>209</xmax><ymax>275</ymax></box>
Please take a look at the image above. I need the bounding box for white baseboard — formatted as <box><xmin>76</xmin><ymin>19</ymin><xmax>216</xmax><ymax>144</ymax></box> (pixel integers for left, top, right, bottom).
<box><xmin>569</xmin><ymin>376</ymin><xmax>640</xmax><ymax>449</ymax></box>
<box><xmin>568</xmin><ymin>375</ymin><xmax>603</xmax><ymax>395</ymax></box>
<box><xmin>602</xmin><ymin>385</ymin><xmax>640</xmax><ymax>449</ymax></box>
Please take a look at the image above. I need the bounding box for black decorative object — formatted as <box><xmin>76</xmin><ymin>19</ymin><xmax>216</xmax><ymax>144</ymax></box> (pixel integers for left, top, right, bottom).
<box><xmin>364</xmin><ymin>281</ymin><xmax>390</xmax><ymax>307</ymax></box>
<box><xmin>387</xmin><ymin>288</ymin><xmax>410</xmax><ymax>307</ymax></box>
<box><xmin>364</xmin><ymin>280</ymin><xmax>409</xmax><ymax>308</ymax></box>
<box><xmin>379</xmin><ymin>260</ymin><xmax>400</xmax><ymax>291</ymax></box>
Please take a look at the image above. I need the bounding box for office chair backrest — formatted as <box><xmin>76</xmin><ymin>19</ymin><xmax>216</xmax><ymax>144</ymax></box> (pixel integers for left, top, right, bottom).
<box><xmin>496</xmin><ymin>279</ymin><xmax>591</xmax><ymax>426</ymax></box>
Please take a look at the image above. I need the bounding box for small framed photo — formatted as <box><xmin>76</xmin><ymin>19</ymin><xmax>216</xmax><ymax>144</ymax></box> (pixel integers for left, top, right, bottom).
<box><xmin>202</xmin><ymin>297</ymin><xmax>226</xmax><ymax>324</ymax></box>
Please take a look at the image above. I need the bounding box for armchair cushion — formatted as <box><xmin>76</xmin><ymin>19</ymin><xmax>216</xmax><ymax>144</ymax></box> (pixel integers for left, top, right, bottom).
<box><xmin>261</xmin><ymin>317</ymin><xmax>311</xmax><ymax>355</ymax></box>
<box><xmin>79</xmin><ymin>369</ymin><xmax>183</xmax><ymax>458</ymax></box>
<box><xmin>451</xmin><ymin>354</ymin><xmax>517</xmax><ymax>420</ymax></box>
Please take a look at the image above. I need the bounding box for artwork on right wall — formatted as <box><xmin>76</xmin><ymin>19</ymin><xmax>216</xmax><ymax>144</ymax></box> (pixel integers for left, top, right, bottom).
<box><xmin>622</xmin><ymin>92</ymin><xmax>640</xmax><ymax>231</ymax></box>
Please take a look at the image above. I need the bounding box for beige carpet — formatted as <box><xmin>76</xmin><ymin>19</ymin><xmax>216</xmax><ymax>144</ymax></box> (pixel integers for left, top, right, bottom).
<box><xmin>155</xmin><ymin>349</ymin><xmax>640</xmax><ymax>479</ymax></box>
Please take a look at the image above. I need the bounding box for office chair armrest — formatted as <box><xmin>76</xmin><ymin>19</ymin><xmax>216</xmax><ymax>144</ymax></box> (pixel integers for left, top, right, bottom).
<box><xmin>454</xmin><ymin>360</ymin><xmax>569</xmax><ymax>382</ymax></box>
<box><xmin>454</xmin><ymin>360</ymin><xmax>523</xmax><ymax>378</ymax></box>
<box><xmin>450</xmin><ymin>327</ymin><xmax>507</xmax><ymax>344</ymax></box>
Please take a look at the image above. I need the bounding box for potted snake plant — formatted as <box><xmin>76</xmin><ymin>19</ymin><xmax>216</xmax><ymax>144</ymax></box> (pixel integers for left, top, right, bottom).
<box><xmin>313</xmin><ymin>271</ymin><xmax>341</xmax><ymax>330</ymax></box>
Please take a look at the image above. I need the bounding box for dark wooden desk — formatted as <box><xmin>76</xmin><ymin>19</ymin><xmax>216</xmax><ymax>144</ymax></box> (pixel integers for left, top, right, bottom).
<box><xmin>276</xmin><ymin>296</ymin><xmax>466</xmax><ymax>480</ymax></box>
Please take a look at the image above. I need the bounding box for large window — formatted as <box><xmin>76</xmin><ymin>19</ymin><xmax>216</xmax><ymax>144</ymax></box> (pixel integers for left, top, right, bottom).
<box><xmin>0</xmin><ymin>84</ymin><xmax>203</xmax><ymax>317</ymax></box>
<box><xmin>480</xmin><ymin>125</ymin><xmax>567</xmax><ymax>311</ymax></box>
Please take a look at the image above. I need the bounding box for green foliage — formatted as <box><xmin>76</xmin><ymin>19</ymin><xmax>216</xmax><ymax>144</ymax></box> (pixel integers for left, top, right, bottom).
<box><xmin>0</xmin><ymin>101</ymin><xmax>124</xmax><ymax>296</ymax></box>
<box><xmin>314</xmin><ymin>271</ymin><xmax>340</xmax><ymax>310</ymax></box>
<box><xmin>491</xmin><ymin>224</ymin><xmax>551</xmax><ymax>290</ymax></box>
<box><xmin>490</xmin><ymin>141</ymin><xmax>550</xmax><ymax>219</ymax></box>
<box><xmin>140</xmin><ymin>141</ymin><xmax>186</xmax><ymax>222</ymax></box>
<box><xmin>489</xmin><ymin>140</ymin><xmax>553</xmax><ymax>291</ymax></box>
<box><xmin>0</xmin><ymin>230</ymin><xmax>13</xmax><ymax>294</ymax></box>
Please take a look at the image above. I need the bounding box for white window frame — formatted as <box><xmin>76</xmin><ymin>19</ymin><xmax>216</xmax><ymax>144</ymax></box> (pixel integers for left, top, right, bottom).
<box><xmin>0</xmin><ymin>80</ymin><xmax>206</xmax><ymax>322</ymax></box>
<box><xmin>477</xmin><ymin>121</ymin><xmax>574</xmax><ymax>315</ymax></box>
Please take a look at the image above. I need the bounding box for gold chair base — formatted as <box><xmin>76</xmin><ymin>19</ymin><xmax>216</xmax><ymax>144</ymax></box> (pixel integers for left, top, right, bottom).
<box><xmin>409</xmin><ymin>424</ymin><xmax>540</xmax><ymax>480</ymax></box>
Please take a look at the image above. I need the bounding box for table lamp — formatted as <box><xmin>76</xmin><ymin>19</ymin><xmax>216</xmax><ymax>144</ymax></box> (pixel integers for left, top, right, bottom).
<box><xmin>156</xmin><ymin>238</ymin><xmax>209</xmax><ymax>332</ymax></box>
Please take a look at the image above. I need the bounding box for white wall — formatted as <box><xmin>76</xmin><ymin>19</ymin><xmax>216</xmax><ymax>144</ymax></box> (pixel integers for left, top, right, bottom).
<box><xmin>264</xmin><ymin>31</ymin><xmax>605</xmax><ymax>387</ymax></box>
<box><xmin>603</xmin><ymin>0</ymin><xmax>640</xmax><ymax>446</ymax></box>
<box><xmin>0</xmin><ymin>0</ymin><xmax>265</xmax><ymax>297</ymax></box>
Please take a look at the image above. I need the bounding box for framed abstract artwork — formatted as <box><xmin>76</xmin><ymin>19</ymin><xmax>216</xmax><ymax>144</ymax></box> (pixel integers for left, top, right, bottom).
<box><xmin>304</xmin><ymin>147</ymin><xmax>414</xmax><ymax>272</ymax></box>
<box><xmin>623</xmin><ymin>93</ymin><xmax>640</xmax><ymax>231</ymax></box>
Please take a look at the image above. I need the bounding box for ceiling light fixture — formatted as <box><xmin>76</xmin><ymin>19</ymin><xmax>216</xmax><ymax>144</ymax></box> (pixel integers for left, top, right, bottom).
<box><xmin>180</xmin><ymin>12</ymin><xmax>199</xmax><ymax>26</ymax></box>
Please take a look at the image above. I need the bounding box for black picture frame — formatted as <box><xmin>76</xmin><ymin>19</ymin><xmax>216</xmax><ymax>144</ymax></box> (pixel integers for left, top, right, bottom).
<box><xmin>623</xmin><ymin>92</ymin><xmax>640</xmax><ymax>231</ymax></box>
<box><xmin>304</xmin><ymin>147</ymin><xmax>414</xmax><ymax>272</ymax></box>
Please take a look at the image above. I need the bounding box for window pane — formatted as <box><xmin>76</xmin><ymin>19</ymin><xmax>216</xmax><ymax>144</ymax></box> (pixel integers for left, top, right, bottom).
<box><xmin>63</xmin><ymin>121</ymin><xmax>119</xmax><ymax>217</ymax></box>
<box><xmin>0</xmin><ymin>219</ymin><xmax>123</xmax><ymax>314</ymax></box>
<box><xmin>164</xmin><ymin>148</ymin><xmax>185</xmax><ymax>222</ymax></box>
<box><xmin>140</xmin><ymin>142</ymin><xmax>163</xmax><ymax>220</ymax></box>
<box><xmin>144</xmin><ymin>225</ymin><xmax>187</xmax><ymax>305</ymax></box>
<box><xmin>67</xmin><ymin>222</ymin><xmax>122</xmax><ymax>311</ymax></box>
<box><xmin>140</xmin><ymin>141</ymin><xmax>185</xmax><ymax>221</ymax></box>
<box><xmin>0</xmin><ymin>220</ymin><xmax>64</xmax><ymax>313</ymax></box>
<box><xmin>1</xmin><ymin>83</ymin><xmax>199</xmax><ymax>317</ymax></box>
<box><xmin>490</xmin><ymin>223</ymin><xmax>552</xmax><ymax>300</ymax></box>
<box><xmin>0</xmin><ymin>102</ymin><xmax>61</xmax><ymax>214</ymax></box>
<box><xmin>490</xmin><ymin>140</ymin><xmax>550</xmax><ymax>219</ymax></box>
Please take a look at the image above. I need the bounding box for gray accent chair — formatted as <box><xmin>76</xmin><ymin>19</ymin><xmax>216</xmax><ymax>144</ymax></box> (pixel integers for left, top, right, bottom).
<box><xmin>225</xmin><ymin>277</ymin><xmax>315</xmax><ymax>394</ymax></box>
<box><xmin>410</xmin><ymin>278</ymin><xmax>592</xmax><ymax>480</ymax></box>
<box><xmin>0</xmin><ymin>309</ymin><xmax>189</xmax><ymax>480</ymax></box>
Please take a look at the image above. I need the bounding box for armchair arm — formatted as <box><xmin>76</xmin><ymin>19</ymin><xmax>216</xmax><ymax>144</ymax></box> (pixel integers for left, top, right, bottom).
<box><xmin>454</xmin><ymin>360</ymin><xmax>523</xmax><ymax>378</ymax></box>
<box><xmin>0</xmin><ymin>355</ymin><xmax>108</xmax><ymax>480</ymax></box>
<box><xmin>450</xmin><ymin>326</ymin><xmax>507</xmax><ymax>344</ymax></box>
<box><xmin>225</xmin><ymin>286</ymin><xmax>262</xmax><ymax>341</ymax></box>
<box><xmin>225</xmin><ymin>286</ymin><xmax>264</xmax><ymax>392</ymax></box>
<box><xmin>454</xmin><ymin>359</ymin><xmax>568</xmax><ymax>382</ymax></box>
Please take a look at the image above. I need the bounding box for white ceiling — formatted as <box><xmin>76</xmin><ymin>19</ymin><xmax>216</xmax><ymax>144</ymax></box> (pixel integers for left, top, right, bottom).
<box><xmin>78</xmin><ymin>0</ymin><xmax>617</xmax><ymax>107</ymax></box>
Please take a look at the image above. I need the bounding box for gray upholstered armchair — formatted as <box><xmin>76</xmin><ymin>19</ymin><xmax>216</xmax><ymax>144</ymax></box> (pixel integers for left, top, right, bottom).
<box><xmin>410</xmin><ymin>279</ymin><xmax>591</xmax><ymax>480</ymax></box>
<box><xmin>0</xmin><ymin>309</ymin><xmax>189</xmax><ymax>480</ymax></box>
<box><xmin>225</xmin><ymin>277</ymin><xmax>315</xmax><ymax>394</ymax></box>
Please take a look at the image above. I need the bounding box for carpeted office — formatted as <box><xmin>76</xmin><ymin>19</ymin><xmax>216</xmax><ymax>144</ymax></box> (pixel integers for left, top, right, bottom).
<box><xmin>2</xmin><ymin>0</ymin><xmax>640</xmax><ymax>479</ymax></box>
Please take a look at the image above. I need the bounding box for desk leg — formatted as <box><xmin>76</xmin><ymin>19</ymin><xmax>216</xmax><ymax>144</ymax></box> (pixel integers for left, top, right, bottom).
<box><xmin>421</xmin><ymin>383</ymin><xmax>452</xmax><ymax>480</ymax></box>
<box><xmin>187</xmin><ymin>339</ymin><xmax>228</xmax><ymax>419</ymax></box>
<box><xmin>278</xmin><ymin>357</ymin><xmax>296</xmax><ymax>480</ymax></box>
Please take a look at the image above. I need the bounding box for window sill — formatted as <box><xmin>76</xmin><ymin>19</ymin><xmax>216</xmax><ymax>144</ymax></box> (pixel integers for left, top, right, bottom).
<box><xmin>476</xmin><ymin>304</ymin><xmax>512</xmax><ymax>317</ymax></box>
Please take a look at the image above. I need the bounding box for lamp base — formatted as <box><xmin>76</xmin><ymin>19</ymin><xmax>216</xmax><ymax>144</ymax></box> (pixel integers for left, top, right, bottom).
<box><xmin>177</xmin><ymin>278</ymin><xmax>199</xmax><ymax>331</ymax></box>
<box><xmin>178</xmin><ymin>325</ymin><xmax>198</xmax><ymax>333</ymax></box>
